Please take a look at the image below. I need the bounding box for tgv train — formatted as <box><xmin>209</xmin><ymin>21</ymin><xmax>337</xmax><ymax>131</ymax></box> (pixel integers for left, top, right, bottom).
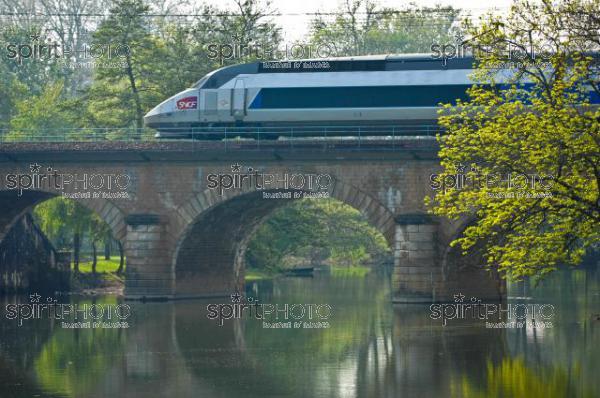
<box><xmin>143</xmin><ymin>53</ymin><xmax>598</xmax><ymax>139</ymax></box>
<box><xmin>144</xmin><ymin>54</ymin><xmax>477</xmax><ymax>138</ymax></box>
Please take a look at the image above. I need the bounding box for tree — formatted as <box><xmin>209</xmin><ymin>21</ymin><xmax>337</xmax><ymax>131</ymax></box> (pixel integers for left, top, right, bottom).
<box><xmin>89</xmin><ymin>214</ymin><xmax>112</xmax><ymax>275</ymax></box>
<box><xmin>90</xmin><ymin>0</ymin><xmax>158</xmax><ymax>131</ymax></box>
<box><xmin>0</xmin><ymin>23</ymin><xmax>65</xmax><ymax>95</ymax></box>
<box><xmin>33</xmin><ymin>197</ymin><xmax>72</xmax><ymax>249</ymax></box>
<box><xmin>7</xmin><ymin>81</ymin><xmax>82</xmax><ymax>141</ymax></box>
<box><xmin>116</xmin><ymin>240</ymin><xmax>125</xmax><ymax>274</ymax></box>
<box><xmin>0</xmin><ymin>63</ymin><xmax>27</xmax><ymax>133</ymax></box>
<box><xmin>37</xmin><ymin>0</ymin><xmax>112</xmax><ymax>94</ymax></box>
<box><xmin>34</xmin><ymin>197</ymin><xmax>110</xmax><ymax>272</ymax></box>
<box><xmin>309</xmin><ymin>1</ymin><xmax>460</xmax><ymax>56</ymax></box>
<box><xmin>68</xmin><ymin>202</ymin><xmax>94</xmax><ymax>273</ymax></box>
<box><xmin>246</xmin><ymin>198</ymin><xmax>389</xmax><ymax>270</ymax></box>
<box><xmin>186</xmin><ymin>0</ymin><xmax>281</xmax><ymax>68</ymax></box>
<box><xmin>427</xmin><ymin>0</ymin><xmax>600</xmax><ymax>280</ymax></box>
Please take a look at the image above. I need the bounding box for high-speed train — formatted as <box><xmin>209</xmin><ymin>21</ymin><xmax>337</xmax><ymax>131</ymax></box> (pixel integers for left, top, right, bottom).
<box><xmin>143</xmin><ymin>53</ymin><xmax>597</xmax><ymax>139</ymax></box>
<box><xmin>144</xmin><ymin>54</ymin><xmax>477</xmax><ymax>138</ymax></box>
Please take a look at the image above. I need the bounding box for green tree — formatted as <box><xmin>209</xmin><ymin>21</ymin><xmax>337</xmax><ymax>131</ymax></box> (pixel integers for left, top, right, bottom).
<box><xmin>186</xmin><ymin>0</ymin><xmax>282</xmax><ymax>68</ymax></box>
<box><xmin>246</xmin><ymin>198</ymin><xmax>389</xmax><ymax>270</ymax></box>
<box><xmin>0</xmin><ymin>63</ymin><xmax>26</xmax><ymax>134</ymax></box>
<box><xmin>427</xmin><ymin>0</ymin><xmax>600</xmax><ymax>279</ymax></box>
<box><xmin>89</xmin><ymin>214</ymin><xmax>113</xmax><ymax>274</ymax></box>
<box><xmin>0</xmin><ymin>25</ymin><xmax>63</xmax><ymax>136</ymax></box>
<box><xmin>7</xmin><ymin>81</ymin><xmax>81</xmax><ymax>141</ymax></box>
<box><xmin>309</xmin><ymin>1</ymin><xmax>460</xmax><ymax>56</ymax></box>
<box><xmin>33</xmin><ymin>197</ymin><xmax>73</xmax><ymax>249</ymax></box>
<box><xmin>33</xmin><ymin>198</ymin><xmax>98</xmax><ymax>272</ymax></box>
<box><xmin>90</xmin><ymin>0</ymin><xmax>160</xmax><ymax>131</ymax></box>
<box><xmin>0</xmin><ymin>25</ymin><xmax>65</xmax><ymax>96</ymax></box>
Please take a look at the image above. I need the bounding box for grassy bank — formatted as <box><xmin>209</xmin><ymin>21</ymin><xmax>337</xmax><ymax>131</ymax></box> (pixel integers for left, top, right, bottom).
<box><xmin>70</xmin><ymin>257</ymin><xmax>125</xmax><ymax>295</ymax></box>
<box><xmin>246</xmin><ymin>264</ymin><xmax>373</xmax><ymax>281</ymax></box>
<box><xmin>75</xmin><ymin>257</ymin><xmax>124</xmax><ymax>274</ymax></box>
<box><xmin>245</xmin><ymin>269</ymin><xmax>276</xmax><ymax>281</ymax></box>
<box><xmin>330</xmin><ymin>265</ymin><xmax>371</xmax><ymax>277</ymax></box>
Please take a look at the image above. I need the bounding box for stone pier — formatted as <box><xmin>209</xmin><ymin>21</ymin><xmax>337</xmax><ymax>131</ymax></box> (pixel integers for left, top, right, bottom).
<box><xmin>392</xmin><ymin>214</ymin><xmax>443</xmax><ymax>302</ymax></box>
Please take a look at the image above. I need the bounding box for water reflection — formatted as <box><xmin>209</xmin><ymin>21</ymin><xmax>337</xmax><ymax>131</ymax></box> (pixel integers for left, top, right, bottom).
<box><xmin>0</xmin><ymin>267</ymin><xmax>598</xmax><ymax>397</ymax></box>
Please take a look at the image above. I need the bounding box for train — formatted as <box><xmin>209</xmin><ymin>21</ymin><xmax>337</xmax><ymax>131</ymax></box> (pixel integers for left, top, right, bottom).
<box><xmin>143</xmin><ymin>53</ymin><xmax>597</xmax><ymax>139</ymax></box>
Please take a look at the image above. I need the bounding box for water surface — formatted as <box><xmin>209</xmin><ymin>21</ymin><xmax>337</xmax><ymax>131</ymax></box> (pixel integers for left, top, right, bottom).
<box><xmin>0</xmin><ymin>267</ymin><xmax>598</xmax><ymax>397</ymax></box>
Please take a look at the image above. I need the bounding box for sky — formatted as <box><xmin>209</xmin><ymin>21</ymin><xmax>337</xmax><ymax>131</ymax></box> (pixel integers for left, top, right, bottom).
<box><xmin>206</xmin><ymin>0</ymin><xmax>516</xmax><ymax>41</ymax></box>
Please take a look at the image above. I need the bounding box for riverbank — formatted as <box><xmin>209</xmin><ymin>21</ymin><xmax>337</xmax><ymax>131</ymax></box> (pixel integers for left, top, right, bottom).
<box><xmin>245</xmin><ymin>265</ymin><xmax>373</xmax><ymax>281</ymax></box>
<box><xmin>69</xmin><ymin>258</ymin><xmax>125</xmax><ymax>296</ymax></box>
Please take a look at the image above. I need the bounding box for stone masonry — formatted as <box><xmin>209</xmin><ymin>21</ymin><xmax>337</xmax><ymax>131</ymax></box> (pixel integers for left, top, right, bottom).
<box><xmin>0</xmin><ymin>142</ymin><xmax>505</xmax><ymax>302</ymax></box>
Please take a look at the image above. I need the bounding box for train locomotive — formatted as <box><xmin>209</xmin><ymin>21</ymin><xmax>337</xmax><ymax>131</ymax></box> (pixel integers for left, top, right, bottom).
<box><xmin>143</xmin><ymin>54</ymin><xmax>478</xmax><ymax>138</ymax></box>
<box><xmin>143</xmin><ymin>53</ymin><xmax>597</xmax><ymax>139</ymax></box>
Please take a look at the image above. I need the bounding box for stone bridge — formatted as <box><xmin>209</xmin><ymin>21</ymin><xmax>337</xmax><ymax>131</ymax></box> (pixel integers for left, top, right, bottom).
<box><xmin>0</xmin><ymin>140</ymin><xmax>505</xmax><ymax>302</ymax></box>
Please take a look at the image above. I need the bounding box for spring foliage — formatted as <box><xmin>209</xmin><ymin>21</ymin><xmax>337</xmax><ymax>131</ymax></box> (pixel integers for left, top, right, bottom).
<box><xmin>428</xmin><ymin>0</ymin><xmax>600</xmax><ymax>279</ymax></box>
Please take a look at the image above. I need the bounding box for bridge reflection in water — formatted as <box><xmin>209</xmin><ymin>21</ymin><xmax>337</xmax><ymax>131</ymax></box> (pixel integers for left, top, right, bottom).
<box><xmin>0</xmin><ymin>268</ymin><xmax>598</xmax><ymax>398</ymax></box>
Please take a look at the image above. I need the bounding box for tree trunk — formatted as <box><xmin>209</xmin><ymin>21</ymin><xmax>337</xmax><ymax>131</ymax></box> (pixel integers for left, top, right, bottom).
<box><xmin>124</xmin><ymin>54</ymin><xmax>143</xmax><ymax>136</ymax></box>
<box><xmin>73</xmin><ymin>232</ymin><xmax>80</xmax><ymax>272</ymax></box>
<box><xmin>92</xmin><ymin>241</ymin><xmax>97</xmax><ymax>275</ymax></box>
<box><xmin>116</xmin><ymin>240</ymin><xmax>125</xmax><ymax>275</ymax></box>
<box><xmin>104</xmin><ymin>240</ymin><xmax>111</xmax><ymax>260</ymax></box>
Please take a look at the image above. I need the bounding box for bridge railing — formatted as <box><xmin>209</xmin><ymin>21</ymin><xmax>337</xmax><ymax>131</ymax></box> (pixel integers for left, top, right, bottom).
<box><xmin>0</xmin><ymin>125</ymin><xmax>441</xmax><ymax>151</ymax></box>
<box><xmin>0</xmin><ymin>127</ymin><xmax>156</xmax><ymax>143</ymax></box>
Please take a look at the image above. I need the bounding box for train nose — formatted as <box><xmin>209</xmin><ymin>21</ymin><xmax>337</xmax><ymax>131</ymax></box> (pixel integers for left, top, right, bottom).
<box><xmin>144</xmin><ymin>105</ymin><xmax>162</xmax><ymax>128</ymax></box>
<box><xmin>144</xmin><ymin>89</ymin><xmax>200</xmax><ymax>129</ymax></box>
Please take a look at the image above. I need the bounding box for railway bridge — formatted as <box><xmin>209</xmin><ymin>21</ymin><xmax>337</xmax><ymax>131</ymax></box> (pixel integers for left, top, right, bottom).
<box><xmin>0</xmin><ymin>139</ymin><xmax>505</xmax><ymax>302</ymax></box>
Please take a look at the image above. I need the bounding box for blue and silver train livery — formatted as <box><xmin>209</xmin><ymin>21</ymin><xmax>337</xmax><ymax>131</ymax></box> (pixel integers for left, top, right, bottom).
<box><xmin>143</xmin><ymin>53</ymin><xmax>598</xmax><ymax>138</ymax></box>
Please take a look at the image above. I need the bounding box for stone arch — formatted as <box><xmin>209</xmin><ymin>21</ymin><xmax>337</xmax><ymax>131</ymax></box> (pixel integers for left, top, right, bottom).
<box><xmin>0</xmin><ymin>188</ymin><xmax>127</xmax><ymax>244</ymax></box>
<box><xmin>170</xmin><ymin>174</ymin><xmax>395</xmax><ymax>298</ymax></box>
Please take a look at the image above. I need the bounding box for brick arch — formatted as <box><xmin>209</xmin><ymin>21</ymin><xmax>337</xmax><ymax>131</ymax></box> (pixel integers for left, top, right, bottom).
<box><xmin>173</xmin><ymin>174</ymin><xmax>396</xmax><ymax>247</ymax></box>
<box><xmin>0</xmin><ymin>189</ymin><xmax>127</xmax><ymax>244</ymax></box>
<box><xmin>170</xmin><ymin>174</ymin><xmax>396</xmax><ymax>298</ymax></box>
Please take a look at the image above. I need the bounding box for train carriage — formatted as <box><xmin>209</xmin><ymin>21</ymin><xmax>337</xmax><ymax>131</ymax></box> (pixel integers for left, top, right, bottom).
<box><xmin>143</xmin><ymin>53</ymin><xmax>598</xmax><ymax>139</ymax></box>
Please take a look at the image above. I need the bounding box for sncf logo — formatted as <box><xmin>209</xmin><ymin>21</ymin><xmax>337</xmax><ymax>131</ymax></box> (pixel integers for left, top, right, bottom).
<box><xmin>177</xmin><ymin>96</ymin><xmax>198</xmax><ymax>110</ymax></box>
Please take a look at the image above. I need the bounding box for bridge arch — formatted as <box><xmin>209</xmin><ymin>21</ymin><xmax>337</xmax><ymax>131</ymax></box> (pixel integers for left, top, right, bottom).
<box><xmin>170</xmin><ymin>175</ymin><xmax>395</xmax><ymax>298</ymax></box>
<box><xmin>0</xmin><ymin>188</ymin><xmax>127</xmax><ymax>244</ymax></box>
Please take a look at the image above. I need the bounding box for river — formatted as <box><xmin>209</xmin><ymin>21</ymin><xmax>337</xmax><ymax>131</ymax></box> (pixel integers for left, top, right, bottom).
<box><xmin>0</xmin><ymin>266</ymin><xmax>598</xmax><ymax>397</ymax></box>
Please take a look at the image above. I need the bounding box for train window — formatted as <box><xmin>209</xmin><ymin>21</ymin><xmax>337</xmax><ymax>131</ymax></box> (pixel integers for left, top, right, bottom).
<box><xmin>205</xmin><ymin>92</ymin><xmax>217</xmax><ymax>114</ymax></box>
<box><xmin>193</xmin><ymin>76</ymin><xmax>209</xmax><ymax>88</ymax></box>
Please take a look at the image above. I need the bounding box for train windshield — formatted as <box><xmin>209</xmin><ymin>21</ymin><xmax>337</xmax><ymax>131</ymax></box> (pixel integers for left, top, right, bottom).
<box><xmin>193</xmin><ymin>76</ymin><xmax>209</xmax><ymax>88</ymax></box>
